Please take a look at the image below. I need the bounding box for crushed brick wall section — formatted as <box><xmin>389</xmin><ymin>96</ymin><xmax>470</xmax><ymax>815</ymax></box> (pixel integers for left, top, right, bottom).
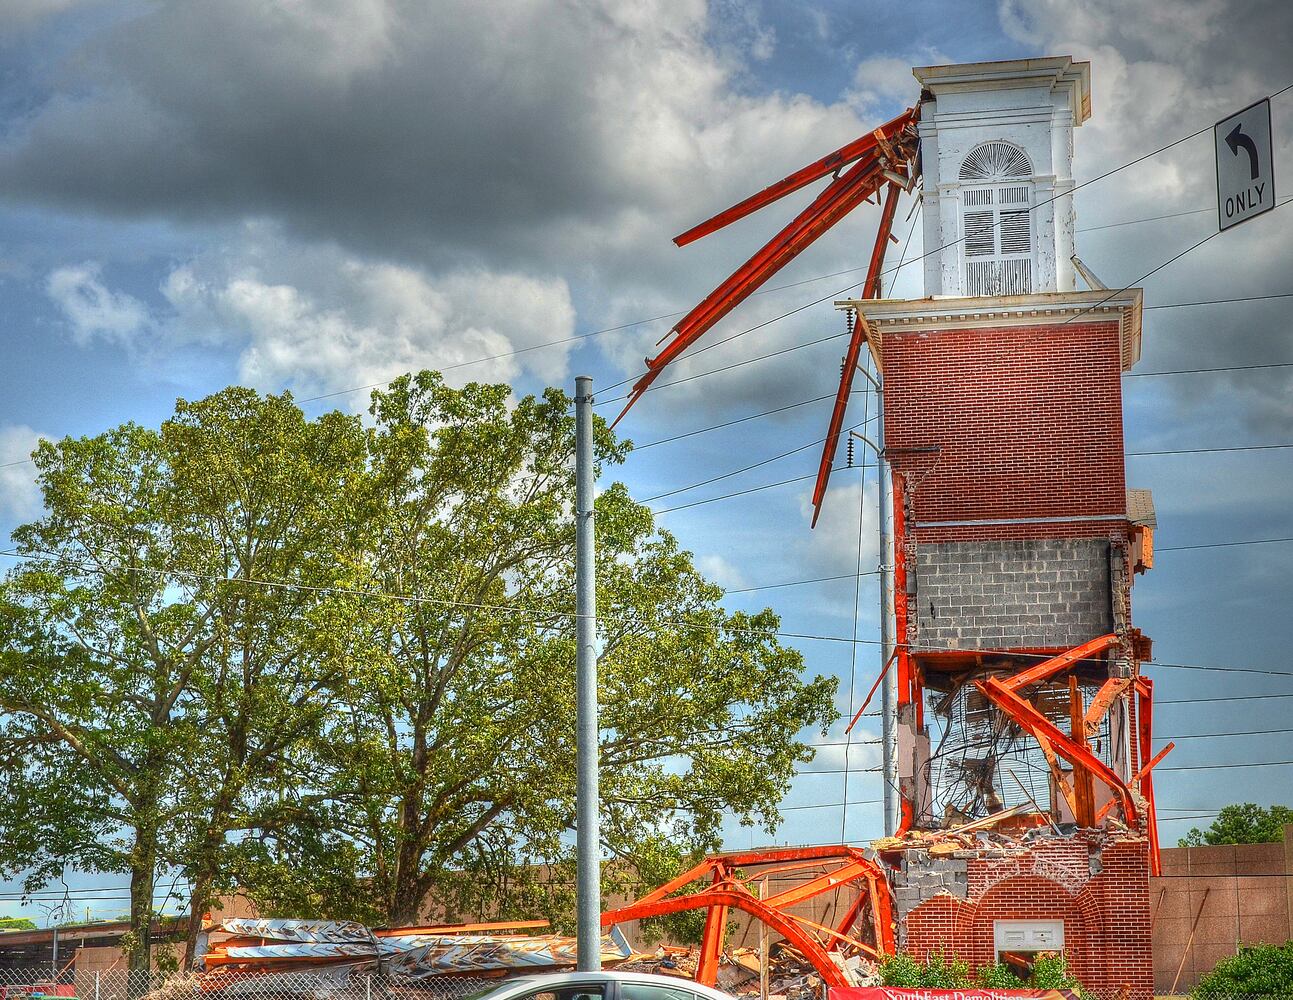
<box><xmin>883</xmin><ymin>321</ymin><xmax>1127</xmax><ymax>528</ymax></box>
<box><xmin>896</xmin><ymin>836</ymin><xmax>1152</xmax><ymax>999</ymax></box>
<box><xmin>916</xmin><ymin>538</ymin><xmax>1113</xmax><ymax>648</ymax></box>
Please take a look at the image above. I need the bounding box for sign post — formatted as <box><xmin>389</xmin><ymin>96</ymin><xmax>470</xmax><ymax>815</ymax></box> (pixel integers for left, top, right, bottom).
<box><xmin>1215</xmin><ymin>98</ymin><xmax>1275</xmax><ymax>232</ymax></box>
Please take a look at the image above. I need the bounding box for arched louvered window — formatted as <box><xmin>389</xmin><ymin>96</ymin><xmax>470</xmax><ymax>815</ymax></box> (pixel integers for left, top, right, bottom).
<box><xmin>959</xmin><ymin>141</ymin><xmax>1032</xmax><ymax>181</ymax></box>
<box><xmin>960</xmin><ymin>142</ymin><xmax>1034</xmax><ymax>296</ymax></box>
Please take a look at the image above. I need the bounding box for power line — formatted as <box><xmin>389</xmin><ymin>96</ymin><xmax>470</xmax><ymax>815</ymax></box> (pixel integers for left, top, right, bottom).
<box><xmin>643</xmin><ymin>413</ymin><xmax>872</xmax><ymax>504</ymax></box>
<box><xmin>1063</xmin><ymin>196</ymin><xmax>1291</xmax><ymax>330</ymax></box>
<box><xmin>1129</xmin><ymin>443</ymin><xmax>1293</xmax><ymax>457</ymax></box>
<box><xmin>610</xmin><ymin>82</ymin><xmax>1291</xmax><ymax>409</ymax></box>
<box><xmin>3</xmin><ymin>292</ymin><xmax>1290</xmax><ymax>476</ymax></box>
<box><xmin>780</xmin><ymin>798</ymin><xmax>881</xmax><ymax>812</ymax></box>
<box><xmin>2</xmin><ymin>546</ymin><xmax>1290</xmax><ymax>681</ymax></box>
<box><xmin>1159</xmin><ymin>692</ymin><xmax>1293</xmax><ymax>706</ymax></box>
<box><xmin>1078</xmin><ymin>197</ymin><xmax>1293</xmax><ymax>234</ymax></box>
<box><xmin>1142</xmin><ymin>292</ymin><xmax>1293</xmax><ymax>311</ymax></box>
<box><xmin>651</xmin><ymin>439</ymin><xmax>1293</xmax><ymax>518</ymax></box>
<box><xmin>1126</xmin><ymin>360</ymin><xmax>1293</xmax><ymax>377</ymax></box>
<box><xmin>596</xmin><ymin>329</ymin><xmax>850</xmax><ymax>407</ymax></box>
<box><xmin>724</xmin><ymin>570</ymin><xmax>879</xmax><ymax>595</ymax></box>
<box><xmin>1158</xmin><ymin>536</ymin><xmax>1293</xmax><ymax>552</ymax></box>
<box><xmin>632</xmin><ymin>394</ymin><xmax>835</xmax><ymax>450</ymax></box>
<box><xmin>808</xmin><ymin>727</ymin><xmax>1293</xmax><ymax>749</ymax></box>
<box><xmin>651</xmin><ymin>471</ymin><xmax>821</xmax><ymax>515</ymax></box>
<box><xmin>1159</xmin><ymin>759</ymin><xmax>1293</xmax><ymax>772</ymax></box>
<box><xmin>800</xmin><ymin>750</ymin><xmax>1293</xmax><ymax>776</ymax></box>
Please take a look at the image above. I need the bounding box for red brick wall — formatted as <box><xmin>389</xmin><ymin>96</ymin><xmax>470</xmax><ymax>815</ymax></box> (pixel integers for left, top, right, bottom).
<box><xmin>882</xmin><ymin>321</ymin><xmax>1127</xmax><ymax>535</ymax></box>
<box><xmin>901</xmin><ymin>838</ymin><xmax>1152</xmax><ymax>998</ymax></box>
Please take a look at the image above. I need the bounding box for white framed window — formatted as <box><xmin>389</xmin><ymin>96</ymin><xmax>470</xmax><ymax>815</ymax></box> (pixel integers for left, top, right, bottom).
<box><xmin>959</xmin><ymin>142</ymin><xmax>1035</xmax><ymax>296</ymax></box>
<box><xmin>993</xmin><ymin>918</ymin><xmax>1064</xmax><ymax>952</ymax></box>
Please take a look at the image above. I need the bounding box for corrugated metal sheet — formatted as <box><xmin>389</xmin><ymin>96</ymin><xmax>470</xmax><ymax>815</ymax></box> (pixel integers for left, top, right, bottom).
<box><xmin>205</xmin><ymin>920</ymin><xmax>632</xmax><ymax>977</ymax></box>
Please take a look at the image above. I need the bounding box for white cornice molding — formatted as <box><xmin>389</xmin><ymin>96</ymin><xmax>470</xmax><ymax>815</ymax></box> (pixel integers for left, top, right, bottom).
<box><xmin>835</xmin><ymin>288</ymin><xmax>1143</xmax><ymax>371</ymax></box>
<box><xmin>913</xmin><ymin>56</ymin><xmax>1092</xmax><ymax>124</ymax></box>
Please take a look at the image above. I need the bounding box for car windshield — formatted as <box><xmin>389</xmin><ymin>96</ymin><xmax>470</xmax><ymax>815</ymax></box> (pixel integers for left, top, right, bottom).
<box><xmin>452</xmin><ymin>982</ymin><xmax>527</xmax><ymax>1000</ymax></box>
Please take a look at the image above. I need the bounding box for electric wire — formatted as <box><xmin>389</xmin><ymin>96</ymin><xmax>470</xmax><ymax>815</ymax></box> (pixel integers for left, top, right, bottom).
<box><xmin>840</xmin><ymin>352</ymin><xmax>874</xmax><ymax>841</ymax></box>
<box><xmin>1</xmin><ymin>547</ymin><xmax>1288</xmax><ymax>684</ymax></box>
<box><xmin>649</xmin><ymin>443</ymin><xmax>1293</xmax><ymax>518</ymax></box>
<box><xmin>723</xmin><ymin>570</ymin><xmax>879</xmax><ymax>595</ymax></box>
<box><xmin>1061</xmin><ymin>197</ymin><xmax>1291</xmax><ymax>330</ymax></box>
<box><xmin>3</xmin><ymin>294</ymin><xmax>1290</xmax><ymax>475</ymax></box>
<box><xmin>606</xmin><ymin>83</ymin><xmax>1290</xmax><ymax>405</ymax></box>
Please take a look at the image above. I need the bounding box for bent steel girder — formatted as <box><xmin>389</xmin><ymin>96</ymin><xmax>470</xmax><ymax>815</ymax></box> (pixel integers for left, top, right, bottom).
<box><xmin>600</xmin><ymin>845</ymin><xmax>894</xmax><ymax>988</ymax></box>
<box><xmin>809</xmin><ymin>181</ymin><xmax>902</xmax><ymax>528</ymax></box>
<box><xmin>612</xmin><ymin>107</ymin><xmax>919</xmax><ymax>430</ymax></box>
<box><xmin>972</xmin><ymin>635</ymin><xmax>1142</xmax><ymax>825</ymax></box>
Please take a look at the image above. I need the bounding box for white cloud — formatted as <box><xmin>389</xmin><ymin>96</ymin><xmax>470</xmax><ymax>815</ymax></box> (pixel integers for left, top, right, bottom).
<box><xmin>157</xmin><ymin>231</ymin><xmax>576</xmax><ymax>406</ymax></box>
<box><xmin>0</xmin><ymin>0</ymin><xmax>104</xmax><ymax>30</ymax></box>
<box><xmin>46</xmin><ymin>263</ymin><xmax>149</xmax><ymax>345</ymax></box>
<box><xmin>694</xmin><ymin>552</ymin><xmax>748</xmax><ymax>590</ymax></box>
<box><xmin>796</xmin><ymin>475</ymin><xmax>881</xmax><ymax>580</ymax></box>
<box><xmin>0</xmin><ymin>426</ymin><xmax>46</xmax><ymax>522</ymax></box>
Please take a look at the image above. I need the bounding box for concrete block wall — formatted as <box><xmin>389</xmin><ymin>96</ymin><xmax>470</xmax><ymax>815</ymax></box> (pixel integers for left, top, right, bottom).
<box><xmin>916</xmin><ymin>537</ymin><xmax>1113</xmax><ymax>648</ymax></box>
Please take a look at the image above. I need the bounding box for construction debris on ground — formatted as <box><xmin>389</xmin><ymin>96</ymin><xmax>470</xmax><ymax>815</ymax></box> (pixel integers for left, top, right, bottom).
<box><xmin>199</xmin><ymin>918</ymin><xmax>634</xmax><ymax>980</ymax></box>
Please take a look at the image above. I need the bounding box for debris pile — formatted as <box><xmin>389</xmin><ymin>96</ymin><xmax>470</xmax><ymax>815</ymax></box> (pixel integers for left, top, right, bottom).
<box><xmin>199</xmin><ymin>918</ymin><xmax>635</xmax><ymax>980</ymax></box>
<box><xmin>621</xmin><ymin>941</ymin><xmax>878</xmax><ymax>999</ymax></box>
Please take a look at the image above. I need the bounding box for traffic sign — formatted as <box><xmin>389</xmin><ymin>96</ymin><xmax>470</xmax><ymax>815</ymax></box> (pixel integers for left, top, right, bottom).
<box><xmin>1215</xmin><ymin>98</ymin><xmax>1275</xmax><ymax>232</ymax></box>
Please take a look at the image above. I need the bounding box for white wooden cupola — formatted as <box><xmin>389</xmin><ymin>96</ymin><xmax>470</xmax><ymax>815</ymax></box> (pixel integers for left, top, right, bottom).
<box><xmin>912</xmin><ymin>56</ymin><xmax>1091</xmax><ymax>298</ymax></box>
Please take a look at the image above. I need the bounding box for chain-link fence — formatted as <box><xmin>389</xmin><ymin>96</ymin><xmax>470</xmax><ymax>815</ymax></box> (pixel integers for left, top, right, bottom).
<box><xmin>0</xmin><ymin>970</ymin><xmax>499</xmax><ymax>1000</ymax></box>
<box><xmin>0</xmin><ymin>967</ymin><xmax>1288</xmax><ymax>1000</ymax></box>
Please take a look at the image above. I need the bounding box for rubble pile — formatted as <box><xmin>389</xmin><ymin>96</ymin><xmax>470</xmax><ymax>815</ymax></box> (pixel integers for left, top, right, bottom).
<box><xmin>622</xmin><ymin>941</ymin><xmax>877</xmax><ymax>999</ymax></box>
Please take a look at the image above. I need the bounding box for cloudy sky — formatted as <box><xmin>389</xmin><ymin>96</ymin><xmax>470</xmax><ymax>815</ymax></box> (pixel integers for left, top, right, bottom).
<box><xmin>1</xmin><ymin>0</ymin><xmax>1291</xmax><ymax>921</ymax></box>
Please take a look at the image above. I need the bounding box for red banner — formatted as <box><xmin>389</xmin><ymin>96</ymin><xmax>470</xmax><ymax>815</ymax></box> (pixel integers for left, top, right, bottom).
<box><xmin>830</xmin><ymin>990</ymin><xmax>1080</xmax><ymax>1000</ymax></box>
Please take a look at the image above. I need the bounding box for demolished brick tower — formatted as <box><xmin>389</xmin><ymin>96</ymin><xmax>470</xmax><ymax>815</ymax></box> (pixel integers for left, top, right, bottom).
<box><xmin>840</xmin><ymin>57</ymin><xmax>1160</xmax><ymax>996</ymax></box>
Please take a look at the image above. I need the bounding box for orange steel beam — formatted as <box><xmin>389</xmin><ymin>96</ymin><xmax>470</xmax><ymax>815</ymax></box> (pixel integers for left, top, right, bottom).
<box><xmin>1069</xmin><ymin>674</ymin><xmax>1096</xmax><ymax>826</ymax></box>
<box><xmin>696</xmin><ymin>893</ymin><xmax>729</xmax><ymax>986</ymax></box>
<box><xmin>1000</xmin><ymin>632</ymin><xmax>1118</xmax><ymax>693</ymax></box>
<box><xmin>809</xmin><ymin>181</ymin><xmax>901</xmax><ymax>527</ymax></box>
<box><xmin>1137</xmin><ymin>677</ymin><xmax>1163</xmax><ymax>874</ymax></box>
<box><xmin>777</xmin><ymin>909</ymin><xmax>883</xmax><ymax>958</ymax></box>
<box><xmin>601</xmin><ymin>846</ymin><xmax>894</xmax><ymax>985</ymax></box>
<box><xmin>1036</xmin><ymin>731</ymin><xmax>1078</xmax><ymax>819</ymax></box>
<box><xmin>614</xmin><ymin>155</ymin><xmax>892</xmax><ymax>425</ymax></box>
<box><xmin>612</xmin><ymin>113</ymin><xmax>919</xmax><ymax>428</ymax></box>
<box><xmin>605</xmin><ymin>888</ymin><xmax>852</xmax><ymax>988</ymax></box>
<box><xmin>977</xmin><ymin>675</ymin><xmax>1138</xmax><ymax>822</ymax></box>
<box><xmin>1095</xmin><ymin>741</ymin><xmax>1174</xmax><ymax>824</ymax></box>
<box><xmin>1083</xmin><ymin>676</ymin><xmax>1133</xmax><ymax>738</ymax></box>
<box><xmin>761</xmin><ymin>858</ymin><xmax>877</xmax><ymax>909</ymax></box>
<box><xmin>673</xmin><ymin>109</ymin><xmax>917</xmax><ymax>248</ymax></box>
<box><xmin>844</xmin><ymin>648</ymin><xmax>898</xmax><ymax>734</ymax></box>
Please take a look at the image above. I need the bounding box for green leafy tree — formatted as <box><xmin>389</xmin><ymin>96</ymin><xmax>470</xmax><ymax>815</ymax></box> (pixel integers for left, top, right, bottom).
<box><xmin>0</xmin><ymin>389</ymin><xmax>369</xmax><ymax>969</ymax></box>
<box><xmin>1</xmin><ymin>373</ymin><xmax>838</xmax><ymax>944</ymax></box>
<box><xmin>1180</xmin><ymin>803</ymin><xmax>1293</xmax><ymax>847</ymax></box>
<box><xmin>0</xmin><ymin>916</ymin><xmax>36</xmax><ymax>930</ymax></box>
<box><xmin>1192</xmin><ymin>942</ymin><xmax>1293</xmax><ymax>998</ymax></box>
<box><xmin>259</xmin><ymin>373</ymin><xmax>838</xmax><ymax>925</ymax></box>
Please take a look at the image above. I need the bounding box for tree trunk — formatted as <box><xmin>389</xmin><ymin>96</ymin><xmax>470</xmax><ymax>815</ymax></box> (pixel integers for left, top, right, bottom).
<box><xmin>387</xmin><ymin>846</ymin><xmax>430</xmax><ymax>926</ymax></box>
<box><xmin>128</xmin><ymin>823</ymin><xmax>158</xmax><ymax>974</ymax></box>
<box><xmin>182</xmin><ymin>874</ymin><xmax>212</xmax><ymax>972</ymax></box>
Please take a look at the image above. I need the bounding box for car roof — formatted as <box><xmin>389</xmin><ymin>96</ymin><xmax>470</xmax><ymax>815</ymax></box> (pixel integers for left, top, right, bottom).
<box><xmin>472</xmin><ymin>970</ymin><xmax>732</xmax><ymax>1000</ymax></box>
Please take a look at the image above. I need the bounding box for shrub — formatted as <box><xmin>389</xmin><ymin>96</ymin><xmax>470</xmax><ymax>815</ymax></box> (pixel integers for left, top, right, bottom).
<box><xmin>974</xmin><ymin>962</ymin><xmax>1022</xmax><ymax>988</ymax></box>
<box><xmin>1193</xmin><ymin>942</ymin><xmax>1293</xmax><ymax>998</ymax></box>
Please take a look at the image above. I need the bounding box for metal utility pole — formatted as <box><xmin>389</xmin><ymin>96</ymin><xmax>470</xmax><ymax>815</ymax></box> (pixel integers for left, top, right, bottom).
<box><xmin>573</xmin><ymin>375</ymin><xmax>601</xmax><ymax>971</ymax></box>
<box><xmin>876</xmin><ymin>379</ymin><xmax>899</xmax><ymax>837</ymax></box>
